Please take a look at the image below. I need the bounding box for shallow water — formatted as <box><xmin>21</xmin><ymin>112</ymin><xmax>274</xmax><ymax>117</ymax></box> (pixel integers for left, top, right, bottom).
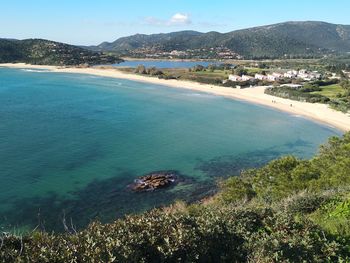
<box><xmin>0</xmin><ymin>68</ymin><xmax>341</xmax><ymax>232</ymax></box>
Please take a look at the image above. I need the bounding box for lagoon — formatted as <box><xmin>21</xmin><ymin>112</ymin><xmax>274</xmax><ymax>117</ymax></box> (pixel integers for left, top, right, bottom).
<box><xmin>0</xmin><ymin>68</ymin><xmax>341</xmax><ymax>232</ymax></box>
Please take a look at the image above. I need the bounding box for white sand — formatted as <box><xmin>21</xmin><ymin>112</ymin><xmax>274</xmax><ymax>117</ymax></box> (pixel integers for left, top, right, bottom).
<box><xmin>1</xmin><ymin>63</ymin><xmax>349</xmax><ymax>132</ymax></box>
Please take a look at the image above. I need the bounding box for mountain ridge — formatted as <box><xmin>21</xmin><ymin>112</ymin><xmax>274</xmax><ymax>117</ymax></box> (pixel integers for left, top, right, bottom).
<box><xmin>0</xmin><ymin>38</ymin><xmax>122</xmax><ymax>66</ymax></box>
<box><xmin>88</xmin><ymin>21</ymin><xmax>350</xmax><ymax>59</ymax></box>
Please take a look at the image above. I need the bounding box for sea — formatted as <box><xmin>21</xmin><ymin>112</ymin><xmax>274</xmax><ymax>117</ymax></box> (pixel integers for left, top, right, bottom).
<box><xmin>0</xmin><ymin>67</ymin><xmax>341</xmax><ymax>232</ymax></box>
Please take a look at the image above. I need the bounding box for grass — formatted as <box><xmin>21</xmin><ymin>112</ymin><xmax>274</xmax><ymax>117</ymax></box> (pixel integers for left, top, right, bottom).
<box><xmin>245</xmin><ymin>67</ymin><xmax>270</xmax><ymax>75</ymax></box>
<box><xmin>191</xmin><ymin>69</ymin><xmax>229</xmax><ymax>78</ymax></box>
<box><xmin>311</xmin><ymin>84</ymin><xmax>344</xmax><ymax>98</ymax></box>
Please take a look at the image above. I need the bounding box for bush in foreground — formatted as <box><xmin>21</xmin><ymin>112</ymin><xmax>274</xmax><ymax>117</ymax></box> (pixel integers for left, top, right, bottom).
<box><xmin>1</xmin><ymin>200</ymin><xmax>347</xmax><ymax>262</ymax></box>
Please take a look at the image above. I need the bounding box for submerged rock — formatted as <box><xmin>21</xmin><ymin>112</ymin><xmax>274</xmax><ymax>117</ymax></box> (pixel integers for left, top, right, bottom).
<box><xmin>130</xmin><ymin>171</ymin><xmax>177</xmax><ymax>192</ymax></box>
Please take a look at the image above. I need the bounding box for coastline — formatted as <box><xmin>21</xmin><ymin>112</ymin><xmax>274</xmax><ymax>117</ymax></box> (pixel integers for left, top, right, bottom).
<box><xmin>1</xmin><ymin>63</ymin><xmax>349</xmax><ymax>132</ymax></box>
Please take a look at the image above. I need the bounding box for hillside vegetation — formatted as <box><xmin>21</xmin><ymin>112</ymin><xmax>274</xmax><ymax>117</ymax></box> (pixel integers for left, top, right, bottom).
<box><xmin>1</xmin><ymin>133</ymin><xmax>350</xmax><ymax>262</ymax></box>
<box><xmin>89</xmin><ymin>21</ymin><xmax>350</xmax><ymax>59</ymax></box>
<box><xmin>0</xmin><ymin>39</ymin><xmax>122</xmax><ymax>66</ymax></box>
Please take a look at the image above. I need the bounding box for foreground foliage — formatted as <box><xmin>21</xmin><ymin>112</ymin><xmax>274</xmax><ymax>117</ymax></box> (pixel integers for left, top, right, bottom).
<box><xmin>1</xmin><ymin>133</ymin><xmax>350</xmax><ymax>262</ymax></box>
<box><xmin>1</xmin><ymin>198</ymin><xmax>348</xmax><ymax>262</ymax></box>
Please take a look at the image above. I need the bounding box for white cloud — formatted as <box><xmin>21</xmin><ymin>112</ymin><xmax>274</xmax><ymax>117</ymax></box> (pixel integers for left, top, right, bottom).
<box><xmin>144</xmin><ymin>13</ymin><xmax>192</xmax><ymax>26</ymax></box>
<box><xmin>169</xmin><ymin>13</ymin><xmax>191</xmax><ymax>25</ymax></box>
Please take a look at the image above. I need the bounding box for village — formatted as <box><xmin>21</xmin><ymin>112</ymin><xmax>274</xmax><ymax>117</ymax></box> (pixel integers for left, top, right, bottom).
<box><xmin>220</xmin><ymin>66</ymin><xmax>350</xmax><ymax>91</ymax></box>
<box><xmin>228</xmin><ymin>69</ymin><xmax>323</xmax><ymax>84</ymax></box>
<box><xmin>126</xmin><ymin>46</ymin><xmax>241</xmax><ymax>60</ymax></box>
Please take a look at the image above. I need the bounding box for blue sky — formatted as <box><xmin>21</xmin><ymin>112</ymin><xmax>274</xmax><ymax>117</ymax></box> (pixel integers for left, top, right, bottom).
<box><xmin>1</xmin><ymin>0</ymin><xmax>350</xmax><ymax>45</ymax></box>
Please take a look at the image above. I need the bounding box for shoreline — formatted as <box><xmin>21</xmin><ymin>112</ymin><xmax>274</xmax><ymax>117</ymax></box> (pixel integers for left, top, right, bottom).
<box><xmin>1</xmin><ymin>63</ymin><xmax>349</xmax><ymax>132</ymax></box>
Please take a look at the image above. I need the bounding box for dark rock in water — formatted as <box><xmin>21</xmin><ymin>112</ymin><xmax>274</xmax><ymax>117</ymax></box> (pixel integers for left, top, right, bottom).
<box><xmin>130</xmin><ymin>171</ymin><xmax>177</xmax><ymax>192</ymax></box>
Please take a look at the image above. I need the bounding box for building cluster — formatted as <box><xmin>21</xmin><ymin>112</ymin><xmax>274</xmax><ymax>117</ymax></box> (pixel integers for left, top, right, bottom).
<box><xmin>128</xmin><ymin>46</ymin><xmax>242</xmax><ymax>59</ymax></box>
<box><xmin>228</xmin><ymin>69</ymin><xmax>322</xmax><ymax>83</ymax></box>
<box><xmin>342</xmin><ymin>70</ymin><xmax>350</xmax><ymax>78</ymax></box>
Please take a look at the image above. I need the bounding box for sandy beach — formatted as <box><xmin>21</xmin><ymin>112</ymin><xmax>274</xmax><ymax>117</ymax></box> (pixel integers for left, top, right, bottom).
<box><xmin>1</xmin><ymin>63</ymin><xmax>349</xmax><ymax>132</ymax></box>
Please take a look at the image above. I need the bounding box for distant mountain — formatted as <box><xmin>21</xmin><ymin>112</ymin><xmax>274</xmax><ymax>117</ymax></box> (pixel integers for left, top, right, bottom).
<box><xmin>89</xmin><ymin>21</ymin><xmax>350</xmax><ymax>59</ymax></box>
<box><xmin>0</xmin><ymin>39</ymin><xmax>122</xmax><ymax>66</ymax></box>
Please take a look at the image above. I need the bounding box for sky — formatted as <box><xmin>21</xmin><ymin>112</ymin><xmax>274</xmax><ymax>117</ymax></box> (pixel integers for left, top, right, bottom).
<box><xmin>1</xmin><ymin>0</ymin><xmax>350</xmax><ymax>45</ymax></box>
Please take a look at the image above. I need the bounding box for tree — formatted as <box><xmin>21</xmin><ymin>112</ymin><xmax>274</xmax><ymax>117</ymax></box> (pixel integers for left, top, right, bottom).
<box><xmin>340</xmin><ymin>79</ymin><xmax>350</xmax><ymax>90</ymax></box>
<box><xmin>147</xmin><ymin>67</ymin><xmax>163</xmax><ymax>76</ymax></box>
<box><xmin>207</xmin><ymin>64</ymin><xmax>216</xmax><ymax>72</ymax></box>
<box><xmin>192</xmin><ymin>65</ymin><xmax>205</xmax><ymax>72</ymax></box>
<box><xmin>258</xmin><ymin>63</ymin><xmax>268</xmax><ymax>69</ymax></box>
<box><xmin>234</xmin><ymin>67</ymin><xmax>247</xmax><ymax>76</ymax></box>
<box><xmin>134</xmin><ymin>65</ymin><xmax>147</xmax><ymax>74</ymax></box>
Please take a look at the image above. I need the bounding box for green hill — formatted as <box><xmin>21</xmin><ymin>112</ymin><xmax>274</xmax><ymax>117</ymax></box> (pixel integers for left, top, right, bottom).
<box><xmin>91</xmin><ymin>21</ymin><xmax>350</xmax><ymax>59</ymax></box>
<box><xmin>0</xmin><ymin>39</ymin><xmax>122</xmax><ymax>66</ymax></box>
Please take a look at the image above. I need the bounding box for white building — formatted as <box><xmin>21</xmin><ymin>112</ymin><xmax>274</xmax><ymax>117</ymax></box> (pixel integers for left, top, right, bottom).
<box><xmin>266</xmin><ymin>72</ymin><xmax>284</xmax><ymax>82</ymax></box>
<box><xmin>297</xmin><ymin>71</ymin><xmax>321</xmax><ymax>81</ymax></box>
<box><xmin>255</xmin><ymin>74</ymin><xmax>267</xmax><ymax>80</ymax></box>
<box><xmin>267</xmin><ymin>74</ymin><xmax>278</xmax><ymax>82</ymax></box>
<box><xmin>272</xmin><ymin>72</ymin><xmax>284</xmax><ymax>78</ymax></box>
<box><xmin>342</xmin><ymin>70</ymin><xmax>350</xmax><ymax>78</ymax></box>
<box><xmin>298</xmin><ymin>72</ymin><xmax>310</xmax><ymax>80</ymax></box>
<box><xmin>241</xmin><ymin>75</ymin><xmax>254</xmax><ymax>81</ymax></box>
<box><xmin>284</xmin><ymin>70</ymin><xmax>298</xmax><ymax>78</ymax></box>
<box><xmin>330</xmin><ymin>73</ymin><xmax>340</xmax><ymax>80</ymax></box>
<box><xmin>281</xmin><ymin>84</ymin><xmax>303</xmax><ymax>88</ymax></box>
<box><xmin>228</xmin><ymin>75</ymin><xmax>241</xmax><ymax>82</ymax></box>
<box><xmin>311</xmin><ymin>71</ymin><xmax>321</xmax><ymax>80</ymax></box>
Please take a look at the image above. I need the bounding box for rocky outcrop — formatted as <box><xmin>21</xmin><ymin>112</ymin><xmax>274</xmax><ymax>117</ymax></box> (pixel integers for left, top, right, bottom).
<box><xmin>130</xmin><ymin>171</ymin><xmax>177</xmax><ymax>192</ymax></box>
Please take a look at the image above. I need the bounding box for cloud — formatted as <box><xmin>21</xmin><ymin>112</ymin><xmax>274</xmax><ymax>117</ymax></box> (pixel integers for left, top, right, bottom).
<box><xmin>169</xmin><ymin>13</ymin><xmax>191</xmax><ymax>25</ymax></box>
<box><xmin>144</xmin><ymin>13</ymin><xmax>192</xmax><ymax>26</ymax></box>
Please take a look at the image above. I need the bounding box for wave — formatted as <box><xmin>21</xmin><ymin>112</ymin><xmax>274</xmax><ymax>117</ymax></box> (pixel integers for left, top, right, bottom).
<box><xmin>292</xmin><ymin>114</ymin><xmax>304</xmax><ymax>118</ymax></box>
<box><xmin>21</xmin><ymin>69</ymin><xmax>49</xmax><ymax>73</ymax></box>
<box><xmin>185</xmin><ymin>92</ymin><xmax>216</xmax><ymax>98</ymax></box>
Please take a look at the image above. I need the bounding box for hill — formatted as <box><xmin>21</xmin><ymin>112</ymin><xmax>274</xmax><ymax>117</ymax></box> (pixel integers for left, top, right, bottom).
<box><xmin>0</xmin><ymin>39</ymin><xmax>122</xmax><ymax>66</ymax></box>
<box><xmin>90</xmin><ymin>21</ymin><xmax>350</xmax><ymax>59</ymax></box>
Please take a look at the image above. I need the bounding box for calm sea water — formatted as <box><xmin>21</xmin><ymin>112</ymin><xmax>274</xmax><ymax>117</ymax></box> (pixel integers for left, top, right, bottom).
<box><xmin>0</xmin><ymin>68</ymin><xmax>341</xmax><ymax>232</ymax></box>
<box><xmin>114</xmin><ymin>60</ymin><xmax>220</xmax><ymax>68</ymax></box>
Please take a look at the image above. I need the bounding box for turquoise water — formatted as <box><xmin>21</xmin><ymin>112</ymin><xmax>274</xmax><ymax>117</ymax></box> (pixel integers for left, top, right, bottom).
<box><xmin>114</xmin><ymin>60</ymin><xmax>221</xmax><ymax>68</ymax></box>
<box><xmin>0</xmin><ymin>68</ymin><xmax>341</xmax><ymax>232</ymax></box>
